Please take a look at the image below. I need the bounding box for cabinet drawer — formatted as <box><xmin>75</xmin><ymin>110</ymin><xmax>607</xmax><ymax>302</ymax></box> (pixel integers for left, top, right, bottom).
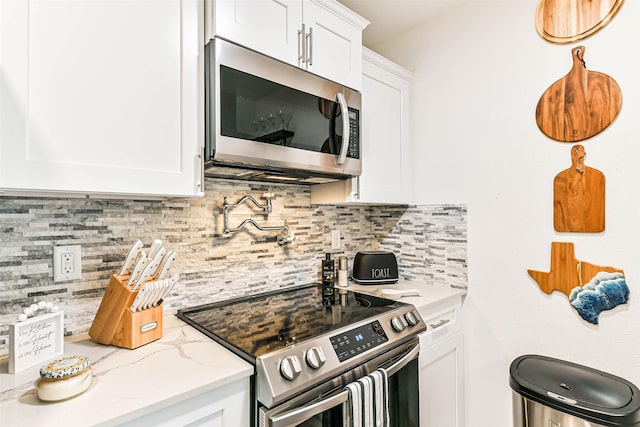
<box><xmin>419</xmin><ymin>300</ymin><xmax>462</xmax><ymax>348</ymax></box>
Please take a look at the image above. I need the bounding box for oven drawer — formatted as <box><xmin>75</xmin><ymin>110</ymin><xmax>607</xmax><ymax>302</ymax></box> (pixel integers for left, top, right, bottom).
<box><xmin>418</xmin><ymin>298</ymin><xmax>462</xmax><ymax>348</ymax></box>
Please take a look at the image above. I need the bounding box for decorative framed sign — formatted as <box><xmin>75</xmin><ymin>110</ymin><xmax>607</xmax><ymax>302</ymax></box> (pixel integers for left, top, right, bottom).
<box><xmin>8</xmin><ymin>311</ymin><xmax>64</xmax><ymax>374</ymax></box>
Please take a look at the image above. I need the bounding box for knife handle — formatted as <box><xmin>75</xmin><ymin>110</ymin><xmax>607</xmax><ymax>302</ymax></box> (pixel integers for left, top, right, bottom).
<box><xmin>147</xmin><ymin>239</ymin><xmax>163</xmax><ymax>260</ymax></box>
<box><xmin>118</xmin><ymin>239</ymin><xmax>143</xmax><ymax>276</ymax></box>
<box><xmin>127</xmin><ymin>255</ymin><xmax>148</xmax><ymax>287</ymax></box>
<box><xmin>156</xmin><ymin>274</ymin><xmax>179</xmax><ymax>304</ymax></box>
<box><xmin>140</xmin><ymin>282</ymin><xmax>157</xmax><ymax>310</ymax></box>
<box><xmin>130</xmin><ymin>285</ymin><xmax>147</xmax><ymax>312</ymax></box>
<box><xmin>133</xmin><ymin>248</ymin><xmax>166</xmax><ymax>290</ymax></box>
<box><xmin>156</xmin><ymin>251</ymin><xmax>177</xmax><ymax>280</ymax></box>
<box><xmin>148</xmin><ymin>282</ymin><xmax>164</xmax><ymax>310</ymax></box>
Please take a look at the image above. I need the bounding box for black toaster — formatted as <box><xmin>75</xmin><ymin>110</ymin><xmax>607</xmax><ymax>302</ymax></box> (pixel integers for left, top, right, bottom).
<box><xmin>352</xmin><ymin>251</ymin><xmax>399</xmax><ymax>284</ymax></box>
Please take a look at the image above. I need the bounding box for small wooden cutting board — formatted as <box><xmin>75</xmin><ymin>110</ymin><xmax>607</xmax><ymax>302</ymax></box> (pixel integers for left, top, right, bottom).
<box><xmin>536</xmin><ymin>0</ymin><xmax>624</xmax><ymax>43</ymax></box>
<box><xmin>536</xmin><ymin>46</ymin><xmax>622</xmax><ymax>143</ymax></box>
<box><xmin>554</xmin><ymin>145</ymin><xmax>605</xmax><ymax>232</ymax></box>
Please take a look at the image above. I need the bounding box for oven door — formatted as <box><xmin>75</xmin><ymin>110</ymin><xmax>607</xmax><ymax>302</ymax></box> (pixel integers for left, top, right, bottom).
<box><xmin>259</xmin><ymin>340</ymin><xmax>420</xmax><ymax>427</ymax></box>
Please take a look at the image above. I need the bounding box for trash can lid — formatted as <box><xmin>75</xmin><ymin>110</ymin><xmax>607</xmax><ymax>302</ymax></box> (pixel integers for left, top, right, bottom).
<box><xmin>510</xmin><ymin>355</ymin><xmax>640</xmax><ymax>426</ymax></box>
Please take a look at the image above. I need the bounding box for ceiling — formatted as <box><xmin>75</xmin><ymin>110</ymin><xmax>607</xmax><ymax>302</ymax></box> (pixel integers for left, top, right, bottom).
<box><xmin>337</xmin><ymin>0</ymin><xmax>462</xmax><ymax>47</ymax></box>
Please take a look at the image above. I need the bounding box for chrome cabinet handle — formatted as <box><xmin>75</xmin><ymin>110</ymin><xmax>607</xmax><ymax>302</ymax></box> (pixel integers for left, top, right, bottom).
<box><xmin>195</xmin><ymin>149</ymin><xmax>203</xmax><ymax>193</ymax></box>
<box><xmin>268</xmin><ymin>343</ymin><xmax>420</xmax><ymax>427</ymax></box>
<box><xmin>298</xmin><ymin>24</ymin><xmax>306</xmax><ymax>65</ymax></box>
<box><xmin>306</xmin><ymin>26</ymin><xmax>313</xmax><ymax>66</ymax></box>
<box><xmin>430</xmin><ymin>319</ymin><xmax>451</xmax><ymax>330</ymax></box>
<box><xmin>335</xmin><ymin>92</ymin><xmax>349</xmax><ymax>166</ymax></box>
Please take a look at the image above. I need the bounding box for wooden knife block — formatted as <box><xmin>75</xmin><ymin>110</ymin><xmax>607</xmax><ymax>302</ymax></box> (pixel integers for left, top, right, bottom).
<box><xmin>89</xmin><ymin>275</ymin><xmax>163</xmax><ymax>349</ymax></box>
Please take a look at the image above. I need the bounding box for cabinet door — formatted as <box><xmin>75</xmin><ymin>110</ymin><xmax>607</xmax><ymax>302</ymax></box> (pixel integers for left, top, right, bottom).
<box><xmin>213</xmin><ymin>0</ymin><xmax>303</xmax><ymax>66</ymax></box>
<box><xmin>0</xmin><ymin>0</ymin><xmax>202</xmax><ymax>197</ymax></box>
<box><xmin>120</xmin><ymin>377</ymin><xmax>250</xmax><ymax>427</ymax></box>
<box><xmin>358</xmin><ymin>49</ymin><xmax>412</xmax><ymax>203</ymax></box>
<box><xmin>310</xmin><ymin>49</ymin><xmax>411</xmax><ymax>205</ymax></box>
<box><xmin>419</xmin><ymin>332</ymin><xmax>465</xmax><ymax>427</ymax></box>
<box><xmin>303</xmin><ymin>0</ymin><xmax>363</xmax><ymax>90</ymax></box>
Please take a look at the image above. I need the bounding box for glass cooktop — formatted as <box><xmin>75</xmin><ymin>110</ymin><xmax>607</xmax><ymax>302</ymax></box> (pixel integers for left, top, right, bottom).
<box><xmin>177</xmin><ymin>283</ymin><xmax>405</xmax><ymax>363</ymax></box>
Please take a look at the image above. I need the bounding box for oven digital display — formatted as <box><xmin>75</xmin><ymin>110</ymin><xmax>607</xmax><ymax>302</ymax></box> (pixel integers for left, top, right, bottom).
<box><xmin>330</xmin><ymin>321</ymin><xmax>388</xmax><ymax>362</ymax></box>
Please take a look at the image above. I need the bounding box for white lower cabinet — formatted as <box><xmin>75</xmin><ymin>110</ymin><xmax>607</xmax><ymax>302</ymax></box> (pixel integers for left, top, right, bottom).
<box><xmin>418</xmin><ymin>299</ymin><xmax>465</xmax><ymax>427</ymax></box>
<box><xmin>121</xmin><ymin>377</ymin><xmax>250</xmax><ymax>427</ymax></box>
<box><xmin>420</xmin><ymin>331</ymin><xmax>465</xmax><ymax>427</ymax></box>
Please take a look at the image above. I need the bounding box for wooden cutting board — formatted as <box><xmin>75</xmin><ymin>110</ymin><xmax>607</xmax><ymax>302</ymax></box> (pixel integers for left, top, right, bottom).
<box><xmin>554</xmin><ymin>144</ymin><xmax>605</xmax><ymax>232</ymax></box>
<box><xmin>528</xmin><ymin>242</ymin><xmax>623</xmax><ymax>297</ymax></box>
<box><xmin>536</xmin><ymin>0</ymin><xmax>624</xmax><ymax>43</ymax></box>
<box><xmin>536</xmin><ymin>46</ymin><xmax>622</xmax><ymax>142</ymax></box>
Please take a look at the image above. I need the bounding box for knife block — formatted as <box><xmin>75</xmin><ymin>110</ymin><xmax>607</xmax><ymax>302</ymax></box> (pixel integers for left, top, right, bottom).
<box><xmin>89</xmin><ymin>274</ymin><xmax>163</xmax><ymax>349</ymax></box>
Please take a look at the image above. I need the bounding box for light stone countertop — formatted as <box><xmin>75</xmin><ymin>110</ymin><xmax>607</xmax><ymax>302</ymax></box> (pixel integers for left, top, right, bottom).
<box><xmin>347</xmin><ymin>280</ymin><xmax>466</xmax><ymax>312</ymax></box>
<box><xmin>0</xmin><ymin>282</ymin><xmax>463</xmax><ymax>427</ymax></box>
<box><xmin>0</xmin><ymin>316</ymin><xmax>253</xmax><ymax>427</ymax></box>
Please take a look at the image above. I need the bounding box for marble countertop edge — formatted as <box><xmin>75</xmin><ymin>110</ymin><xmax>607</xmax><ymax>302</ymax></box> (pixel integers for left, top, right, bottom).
<box><xmin>0</xmin><ymin>315</ymin><xmax>252</xmax><ymax>427</ymax></box>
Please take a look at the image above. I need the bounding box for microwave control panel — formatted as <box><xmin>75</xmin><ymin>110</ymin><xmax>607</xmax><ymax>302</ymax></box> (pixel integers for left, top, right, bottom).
<box><xmin>347</xmin><ymin>109</ymin><xmax>360</xmax><ymax>159</ymax></box>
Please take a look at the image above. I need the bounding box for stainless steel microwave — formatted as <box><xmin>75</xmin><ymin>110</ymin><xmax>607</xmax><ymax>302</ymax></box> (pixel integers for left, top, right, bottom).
<box><xmin>204</xmin><ymin>38</ymin><xmax>362</xmax><ymax>184</ymax></box>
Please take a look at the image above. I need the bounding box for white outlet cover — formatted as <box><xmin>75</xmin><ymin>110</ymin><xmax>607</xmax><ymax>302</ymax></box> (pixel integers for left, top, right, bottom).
<box><xmin>331</xmin><ymin>230</ymin><xmax>341</xmax><ymax>250</ymax></box>
<box><xmin>53</xmin><ymin>245</ymin><xmax>81</xmax><ymax>282</ymax></box>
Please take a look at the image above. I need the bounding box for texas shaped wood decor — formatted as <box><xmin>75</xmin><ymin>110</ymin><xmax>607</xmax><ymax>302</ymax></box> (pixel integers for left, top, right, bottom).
<box><xmin>528</xmin><ymin>242</ymin><xmax>628</xmax><ymax>324</ymax></box>
<box><xmin>554</xmin><ymin>144</ymin><xmax>605</xmax><ymax>232</ymax></box>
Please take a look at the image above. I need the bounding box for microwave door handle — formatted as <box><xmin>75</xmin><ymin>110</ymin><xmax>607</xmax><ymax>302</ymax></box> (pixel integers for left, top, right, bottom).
<box><xmin>268</xmin><ymin>343</ymin><xmax>420</xmax><ymax>427</ymax></box>
<box><xmin>335</xmin><ymin>92</ymin><xmax>350</xmax><ymax>166</ymax></box>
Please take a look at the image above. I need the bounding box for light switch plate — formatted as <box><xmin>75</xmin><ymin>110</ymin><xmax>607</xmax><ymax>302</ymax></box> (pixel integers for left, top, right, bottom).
<box><xmin>53</xmin><ymin>245</ymin><xmax>81</xmax><ymax>282</ymax></box>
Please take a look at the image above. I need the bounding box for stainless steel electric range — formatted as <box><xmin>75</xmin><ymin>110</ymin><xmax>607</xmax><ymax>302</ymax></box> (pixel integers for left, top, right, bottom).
<box><xmin>177</xmin><ymin>283</ymin><xmax>426</xmax><ymax>427</ymax></box>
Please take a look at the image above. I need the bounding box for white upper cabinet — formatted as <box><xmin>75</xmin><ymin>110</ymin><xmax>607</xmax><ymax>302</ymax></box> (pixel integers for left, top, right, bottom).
<box><xmin>311</xmin><ymin>48</ymin><xmax>413</xmax><ymax>205</ymax></box>
<box><xmin>301</xmin><ymin>1</ymin><xmax>365</xmax><ymax>91</ymax></box>
<box><xmin>0</xmin><ymin>0</ymin><xmax>203</xmax><ymax>197</ymax></box>
<box><xmin>211</xmin><ymin>0</ymin><xmax>303</xmax><ymax>65</ymax></box>
<box><xmin>207</xmin><ymin>0</ymin><xmax>368</xmax><ymax>90</ymax></box>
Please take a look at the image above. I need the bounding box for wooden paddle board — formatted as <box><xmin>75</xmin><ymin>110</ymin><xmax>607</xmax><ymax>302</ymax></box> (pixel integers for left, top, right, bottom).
<box><xmin>536</xmin><ymin>0</ymin><xmax>624</xmax><ymax>43</ymax></box>
<box><xmin>553</xmin><ymin>144</ymin><xmax>605</xmax><ymax>232</ymax></box>
<box><xmin>536</xmin><ymin>46</ymin><xmax>622</xmax><ymax>142</ymax></box>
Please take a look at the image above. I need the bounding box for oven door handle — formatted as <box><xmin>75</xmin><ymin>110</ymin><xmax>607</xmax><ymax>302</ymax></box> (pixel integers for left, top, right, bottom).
<box><xmin>267</xmin><ymin>343</ymin><xmax>420</xmax><ymax>427</ymax></box>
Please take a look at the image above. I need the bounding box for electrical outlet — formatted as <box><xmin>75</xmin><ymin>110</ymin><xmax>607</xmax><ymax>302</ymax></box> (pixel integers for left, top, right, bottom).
<box><xmin>62</xmin><ymin>253</ymin><xmax>73</xmax><ymax>274</ymax></box>
<box><xmin>53</xmin><ymin>245</ymin><xmax>81</xmax><ymax>282</ymax></box>
<box><xmin>331</xmin><ymin>230</ymin><xmax>341</xmax><ymax>250</ymax></box>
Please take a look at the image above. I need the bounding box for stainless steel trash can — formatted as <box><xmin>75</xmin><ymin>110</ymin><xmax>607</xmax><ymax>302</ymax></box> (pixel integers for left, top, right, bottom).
<box><xmin>510</xmin><ymin>355</ymin><xmax>640</xmax><ymax>426</ymax></box>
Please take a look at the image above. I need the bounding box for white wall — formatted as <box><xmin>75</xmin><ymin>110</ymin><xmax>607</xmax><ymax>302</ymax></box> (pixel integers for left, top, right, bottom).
<box><xmin>374</xmin><ymin>1</ymin><xmax>640</xmax><ymax>425</ymax></box>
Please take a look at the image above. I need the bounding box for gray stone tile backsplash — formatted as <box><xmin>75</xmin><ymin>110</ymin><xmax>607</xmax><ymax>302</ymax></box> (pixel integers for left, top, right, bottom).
<box><xmin>0</xmin><ymin>178</ymin><xmax>466</xmax><ymax>353</ymax></box>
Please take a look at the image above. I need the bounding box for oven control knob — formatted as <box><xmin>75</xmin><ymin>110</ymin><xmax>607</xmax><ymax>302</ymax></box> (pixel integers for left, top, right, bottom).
<box><xmin>280</xmin><ymin>356</ymin><xmax>302</xmax><ymax>381</ymax></box>
<box><xmin>305</xmin><ymin>347</ymin><xmax>327</xmax><ymax>370</ymax></box>
<box><xmin>391</xmin><ymin>316</ymin><xmax>406</xmax><ymax>332</ymax></box>
<box><xmin>404</xmin><ymin>311</ymin><xmax>419</xmax><ymax>327</ymax></box>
